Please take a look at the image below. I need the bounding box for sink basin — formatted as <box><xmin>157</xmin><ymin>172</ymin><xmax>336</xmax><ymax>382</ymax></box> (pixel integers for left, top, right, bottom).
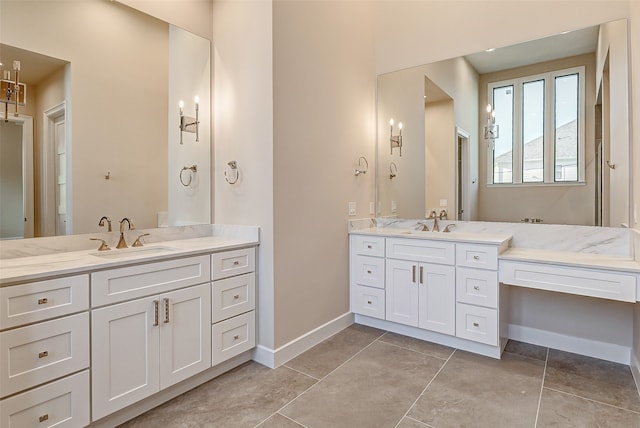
<box><xmin>90</xmin><ymin>246</ymin><xmax>177</xmax><ymax>259</ymax></box>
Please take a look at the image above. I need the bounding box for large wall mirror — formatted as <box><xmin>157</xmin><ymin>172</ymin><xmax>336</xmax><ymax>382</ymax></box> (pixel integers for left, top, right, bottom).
<box><xmin>0</xmin><ymin>0</ymin><xmax>211</xmax><ymax>240</ymax></box>
<box><xmin>377</xmin><ymin>19</ymin><xmax>630</xmax><ymax>227</ymax></box>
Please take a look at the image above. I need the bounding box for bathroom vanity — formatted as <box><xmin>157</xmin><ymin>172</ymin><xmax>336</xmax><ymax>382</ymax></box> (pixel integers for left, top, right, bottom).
<box><xmin>0</xmin><ymin>225</ymin><xmax>258</xmax><ymax>428</ymax></box>
<box><xmin>350</xmin><ymin>220</ymin><xmax>640</xmax><ymax>362</ymax></box>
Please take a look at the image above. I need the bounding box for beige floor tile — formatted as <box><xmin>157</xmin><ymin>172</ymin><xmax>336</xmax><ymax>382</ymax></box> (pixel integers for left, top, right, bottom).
<box><xmin>504</xmin><ymin>339</ymin><xmax>548</xmax><ymax>361</ymax></box>
<box><xmin>281</xmin><ymin>340</ymin><xmax>444</xmax><ymax>428</ymax></box>
<box><xmin>537</xmin><ymin>388</ymin><xmax>640</xmax><ymax>427</ymax></box>
<box><xmin>119</xmin><ymin>362</ymin><xmax>316</xmax><ymax>428</ymax></box>
<box><xmin>544</xmin><ymin>349</ymin><xmax>640</xmax><ymax>412</ymax></box>
<box><xmin>284</xmin><ymin>323</ymin><xmax>385</xmax><ymax>379</ymax></box>
<box><xmin>408</xmin><ymin>351</ymin><xmax>544</xmax><ymax>428</ymax></box>
<box><xmin>378</xmin><ymin>332</ymin><xmax>455</xmax><ymax>360</ymax></box>
<box><xmin>257</xmin><ymin>413</ymin><xmax>305</xmax><ymax>428</ymax></box>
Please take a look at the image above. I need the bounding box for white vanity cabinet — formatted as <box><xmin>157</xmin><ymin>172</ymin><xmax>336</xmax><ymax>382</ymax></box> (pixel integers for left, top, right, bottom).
<box><xmin>211</xmin><ymin>248</ymin><xmax>256</xmax><ymax>366</ymax></box>
<box><xmin>350</xmin><ymin>235</ymin><xmax>386</xmax><ymax>320</ymax></box>
<box><xmin>0</xmin><ymin>275</ymin><xmax>90</xmax><ymax>428</ymax></box>
<box><xmin>385</xmin><ymin>238</ymin><xmax>456</xmax><ymax>335</ymax></box>
<box><xmin>90</xmin><ymin>255</ymin><xmax>211</xmax><ymax>420</ymax></box>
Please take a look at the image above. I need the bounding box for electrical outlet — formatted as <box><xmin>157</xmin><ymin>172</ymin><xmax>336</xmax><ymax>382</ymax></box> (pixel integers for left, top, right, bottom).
<box><xmin>369</xmin><ymin>202</ymin><xmax>375</xmax><ymax>215</ymax></box>
<box><xmin>391</xmin><ymin>201</ymin><xmax>397</xmax><ymax>213</ymax></box>
<box><xmin>348</xmin><ymin>202</ymin><xmax>357</xmax><ymax>216</ymax></box>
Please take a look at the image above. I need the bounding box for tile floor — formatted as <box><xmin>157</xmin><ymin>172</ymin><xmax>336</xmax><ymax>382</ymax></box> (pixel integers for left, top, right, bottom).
<box><xmin>120</xmin><ymin>324</ymin><xmax>640</xmax><ymax>427</ymax></box>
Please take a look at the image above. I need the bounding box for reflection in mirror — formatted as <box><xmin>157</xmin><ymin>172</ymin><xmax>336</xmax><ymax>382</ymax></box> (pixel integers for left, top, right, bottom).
<box><xmin>377</xmin><ymin>19</ymin><xmax>630</xmax><ymax>227</ymax></box>
<box><xmin>0</xmin><ymin>0</ymin><xmax>211</xmax><ymax>239</ymax></box>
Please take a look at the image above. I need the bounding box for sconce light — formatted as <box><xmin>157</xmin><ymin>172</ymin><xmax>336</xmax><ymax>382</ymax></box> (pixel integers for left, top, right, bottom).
<box><xmin>179</xmin><ymin>96</ymin><xmax>199</xmax><ymax>144</ymax></box>
<box><xmin>1</xmin><ymin>60</ymin><xmax>27</xmax><ymax>122</ymax></box>
<box><xmin>390</xmin><ymin>118</ymin><xmax>403</xmax><ymax>156</ymax></box>
<box><xmin>483</xmin><ymin>104</ymin><xmax>499</xmax><ymax>149</ymax></box>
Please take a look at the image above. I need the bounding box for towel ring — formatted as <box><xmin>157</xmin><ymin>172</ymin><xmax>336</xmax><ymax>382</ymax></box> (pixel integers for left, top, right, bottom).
<box><xmin>354</xmin><ymin>156</ymin><xmax>368</xmax><ymax>176</ymax></box>
<box><xmin>390</xmin><ymin>162</ymin><xmax>398</xmax><ymax>179</ymax></box>
<box><xmin>606</xmin><ymin>160</ymin><xmax>616</xmax><ymax>170</ymax></box>
<box><xmin>224</xmin><ymin>160</ymin><xmax>239</xmax><ymax>184</ymax></box>
<box><xmin>180</xmin><ymin>165</ymin><xmax>197</xmax><ymax>186</ymax></box>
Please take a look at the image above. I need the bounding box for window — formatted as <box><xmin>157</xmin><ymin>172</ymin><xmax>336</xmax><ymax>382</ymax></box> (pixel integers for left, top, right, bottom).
<box><xmin>487</xmin><ymin>66</ymin><xmax>585</xmax><ymax>185</ymax></box>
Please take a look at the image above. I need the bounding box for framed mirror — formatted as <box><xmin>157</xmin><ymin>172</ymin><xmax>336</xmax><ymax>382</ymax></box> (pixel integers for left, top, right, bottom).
<box><xmin>376</xmin><ymin>19</ymin><xmax>630</xmax><ymax>227</ymax></box>
<box><xmin>0</xmin><ymin>0</ymin><xmax>211</xmax><ymax>239</ymax></box>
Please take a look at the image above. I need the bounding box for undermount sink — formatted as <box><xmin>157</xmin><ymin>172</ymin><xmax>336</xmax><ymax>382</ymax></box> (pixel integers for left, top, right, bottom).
<box><xmin>90</xmin><ymin>246</ymin><xmax>177</xmax><ymax>259</ymax></box>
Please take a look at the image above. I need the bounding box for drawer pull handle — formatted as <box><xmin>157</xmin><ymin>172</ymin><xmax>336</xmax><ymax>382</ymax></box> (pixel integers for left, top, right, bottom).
<box><xmin>367</xmin><ymin>270</ymin><xmax>372</xmax><ymax>274</ymax></box>
<box><xmin>38</xmin><ymin>298</ymin><xmax>48</xmax><ymax>305</ymax></box>
<box><xmin>473</xmin><ymin>255</ymin><xmax>480</xmax><ymax>260</ymax></box>
<box><xmin>367</xmin><ymin>300</ymin><xmax>372</xmax><ymax>304</ymax></box>
<box><xmin>39</xmin><ymin>414</ymin><xmax>49</xmax><ymax>423</ymax></box>
<box><xmin>367</xmin><ymin>245</ymin><xmax>372</xmax><ymax>249</ymax></box>
<box><xmin>153</xmin><ymin>300</ymin><xmax>159</xmax><ymax>326</ymax></box>
<box><xmin>473</xmin><ymin>322</ymin><xmax>479</xmax><ymax>327</ymax></box>
<box><xmin>233</xmin><ymin>261</ymin><xmax>240</xmax><ymax>266</ymax></box>
<box><xmin>473</xmin><ymin>285</ymin><xmax>480</xmax><ymax>291</ymax></box>
<box><xmin>234</xmin><ymin>294</ymin><xmax>240</xmax><ymax>299</ymax></box>
<box><xmin>38</xmin><ymin>351</ymin><xmax>49</xmax><ymax>358</ymax></box>
<box><xmin>164</xmin><ymin>298</ymin><xmax>170</xmax><ymax>323</ymax></box>
<box><xmin>233</xmin><ymin>335</ymin><xmax>240</xmax><ymax>340</ymax></box>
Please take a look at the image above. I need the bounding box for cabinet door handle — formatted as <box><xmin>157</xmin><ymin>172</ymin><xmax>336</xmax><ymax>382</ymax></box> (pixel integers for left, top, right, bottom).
<box><xmin>419</xmin><ymin>266</ymin><xmax>424</xmax><ymax>284</ymax></box>
<box><xmin>153</xmin><ymin>300</ymin><xmax>159</xmax><ymax>326</ymax></box>
<box><xmin>38</xmin><ymin>351</ymin><xmax>49</xmax><ymax>358</ymax></box>
<box><xmin>38</xmin><ymin>297</ymin><xmax>48</xmax><ymax>305</ymax></box>
<box><xmin>39</xmin><ymin>414</ymin><xmax>49</xmax><ymax>423</ymax></box>
<box><xmin>412</xmin><ymin>265</ymin><xmax>416</xmax><ymax>283</ymax></box>
<box><xmin>164</xmin><ymin>298</ymin><xmax>170</xmax><ymax>323</ymax></box>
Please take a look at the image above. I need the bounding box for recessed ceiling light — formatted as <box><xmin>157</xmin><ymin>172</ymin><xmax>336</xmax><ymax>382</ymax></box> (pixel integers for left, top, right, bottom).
<box><xmin>560</xmin><ymin>31</ymin><xmax>571</xmax><ymax>35</ymax></box>
<box><xmin>485</xmin><ymin>48</ymin><xmax>495</xmax><ymax>52</ymax></box>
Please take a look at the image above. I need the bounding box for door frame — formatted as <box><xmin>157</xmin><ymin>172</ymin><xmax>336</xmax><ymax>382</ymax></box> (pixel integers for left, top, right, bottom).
<box><xmin>43</xmin><ymin>101</ymin><xmax>69</xmax><ymax>236</ymax></box>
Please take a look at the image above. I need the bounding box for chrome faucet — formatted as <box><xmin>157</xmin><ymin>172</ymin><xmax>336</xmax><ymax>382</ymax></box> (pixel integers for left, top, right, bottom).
<box><xmin>116</xmin><ymin>218</ymin><xmax>135</xmax><ymax>249</ymax></box>
<box><xmin>98</xmin><ymin>216</ymin><xmax>112</xmax><ymax>232</ymax></box>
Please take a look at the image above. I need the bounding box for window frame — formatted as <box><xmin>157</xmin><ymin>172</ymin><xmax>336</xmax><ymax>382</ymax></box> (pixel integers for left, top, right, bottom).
<box><xmin>486</xmin><ymin>66</ymin><xmax>586</xmax><ymax>186</ymax></box>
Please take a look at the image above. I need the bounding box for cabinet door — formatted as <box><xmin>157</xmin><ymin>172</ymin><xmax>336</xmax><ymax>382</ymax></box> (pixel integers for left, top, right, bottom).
<box><xmin>159</xmin><ymin>284</ymin><xmax>211</xmax><ymax>389</ymax></box>
<box><xmin>91</xmin><ymin>297</ymin><xmax>160</xmax><ymax>421</ymax></box>
<box><xmin>418</xmin><ymin>264</ymin><xmax>456</xmax><ymax>335</ymax></box>
<box><xmin>385</xmin><ymin>259</ymin><xmax>418</xmax><ymax>326</ymax></box>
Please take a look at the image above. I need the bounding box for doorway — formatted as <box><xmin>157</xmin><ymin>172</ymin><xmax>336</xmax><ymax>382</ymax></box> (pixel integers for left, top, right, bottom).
<box><xmin>456</xmin><ymin>128</ymin><xmax>470</xmax><ymax>221</ymax></box>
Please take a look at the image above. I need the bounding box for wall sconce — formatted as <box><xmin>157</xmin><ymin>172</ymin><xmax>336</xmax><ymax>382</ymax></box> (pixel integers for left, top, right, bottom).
<box><xmin>483</xmin><ymin>104</ymin><xmax>499</xmax><ymax>149</ymax></box>
<box><xmin>179</xmin><ymin>96</ymin><xmax>199</xmax><ymax>144</ymax></box>
<box><xmin>1</xmin><ymin>60</ymin><xmax>27</xmax><ymax>122</ymax></box>
<box><xmin>390</xmin><ymin>118</ymin><xmax>403</xmax><ymax>156</ymax></box>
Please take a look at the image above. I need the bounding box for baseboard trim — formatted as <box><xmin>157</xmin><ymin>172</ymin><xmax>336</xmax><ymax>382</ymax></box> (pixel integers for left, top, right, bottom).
<box><xmin>508</xmin><ymin>324</ymin><xmax>631</xmax><ymax>365</ymax></box>
<box><xmin>252</xmin><ymin>312</ymin><xmax>354</xmax><ymax>368</ymax></box>
<box><xmin>631</xmin><ymin>352</ymin><xmax>640</xmax><ymax>396</ymax></box>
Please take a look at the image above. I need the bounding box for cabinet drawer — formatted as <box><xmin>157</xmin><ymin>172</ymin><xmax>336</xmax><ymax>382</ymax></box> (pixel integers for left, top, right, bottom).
<box><xmin>456</xmin><ymin>303</ymin><xmax>498</xmax><ymax>346</ymax></box>
<box><xmin>92</xmin><ymin>255</ymin><xmax>210</xmax><ymax>306</ymax></box>
<box><xmin>0</xmin><ymin>275</ymin><xmax>89</xmax><ymax>330</ymax></box>
<box><xmin>0</xmin><ymin>313</ymin><xmax>89</xmax><ymax>398</ymax></box>
<box><xmin>500</xmin><ymin>260</ymin><xmax>636</xmax><ymax>302</ymax></box>
<box><xmin>386</xmin><ymin>238</ymin><xmax>455</xmax><ymax>265</ymax></box>
<box><xmin>351</xmin><ymin>285</ymin><xmax>385</xmax><ymax>320</ymax></box>
<box><xmin>351</xmin><ymin>235</ymin><xmax>385</xmax><ymax>257</ymax></box>
<box><xmin>212</xmin><ymin>273</ymin><xmax>255</xmax><ymax>323</ymax></box>
<box><xmin>351</xmin><ymin>255</ymin><xmax>385</xmax><ymax>289</ymax></box>
<box><xmin>456</xmin><ymin>267</ymin><xmax>498</xmax><ymax>308</ymax></box>
<box><xmin>212</xmin><ymin>311</ymin><xmax>255</xmax><ymax>366</ymax></box>
<box><xmin>456</xmin><ymin>244</ymin><xmax>498</xmax><ymax>270</ymax></box>
<box><xmin>0</xmin><ymin>370</ymin><xmax>89</xmax><ymax>428</ymax></box>
<box><xmin>212</xmin><ymin>248</ymin><xmax>255</xmax><ymax>280</ymax></box>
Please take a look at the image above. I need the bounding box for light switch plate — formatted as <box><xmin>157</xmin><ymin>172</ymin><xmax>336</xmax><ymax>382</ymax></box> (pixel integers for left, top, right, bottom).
<box><xmin>348</xmin><ymin>202</ymin><xmax>357</xmax><ymax>216</ymax></box>
<box><xmin>369</xmin><ymin>202</ymin><xmax>375</xmax><ymax>215</ymax></box>
<box><xmin>391</xmin><ymin>201</ymin><xmax>397</xmax><ymax>213</ymax></box>
<box><xmin>440</xmin><ymin>199</ymin><xmax>448</xmax><ymax>207</ymax></box>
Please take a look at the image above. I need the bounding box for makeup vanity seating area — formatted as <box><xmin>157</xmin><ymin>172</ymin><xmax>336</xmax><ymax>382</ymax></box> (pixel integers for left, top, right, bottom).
<box><xmin>0</xmin><ymin>225</ymin><xmax>259</xmax><ymax>428</ymax></box>
<box><xmin>349</xmin><ymin>218</ymin><xmax>640</xmax><ymax>364</ymax></box>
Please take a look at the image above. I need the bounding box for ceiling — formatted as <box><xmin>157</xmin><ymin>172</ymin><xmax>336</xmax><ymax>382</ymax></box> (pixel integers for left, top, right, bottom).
<box><xmin>0</xmin><ymin>44</ymin><xmax>68</xmax><ymax>85</ymax></box>
<box><xmin>465</xmin><ymin>25</ymin><xmax>599</xmax><ymax>74</ymax></box>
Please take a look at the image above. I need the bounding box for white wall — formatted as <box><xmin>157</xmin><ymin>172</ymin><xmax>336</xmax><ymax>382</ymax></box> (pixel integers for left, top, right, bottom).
<box><xmin>425</xmin><ymin>99</ymin><xmax>455</xmax><ymax>215</ymax></box>
<box><xmin>212</xmin><ymin>0</ymin><xmax>275</xmax><ymax>349</ymax></box>
<box><xmin>168</xmin><ymin>26</ymin><xmax>211</xmax><ymax>227</ymax></box>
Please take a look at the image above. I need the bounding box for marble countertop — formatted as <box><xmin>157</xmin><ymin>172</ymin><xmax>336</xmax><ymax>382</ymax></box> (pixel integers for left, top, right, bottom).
<box><xmin>499</xmin><ymin>248</ymin><xmax>640</xmax><ymax>274</ymax></box>
<box><xmin>349</xmin><ymin>227</ymin><xmax>512</xmax><ymax>246</ymax></box>
<box><xmin>0</xmin><ymin>234</ymin><xmax>259</xmax><ymax>286</ymax></box>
